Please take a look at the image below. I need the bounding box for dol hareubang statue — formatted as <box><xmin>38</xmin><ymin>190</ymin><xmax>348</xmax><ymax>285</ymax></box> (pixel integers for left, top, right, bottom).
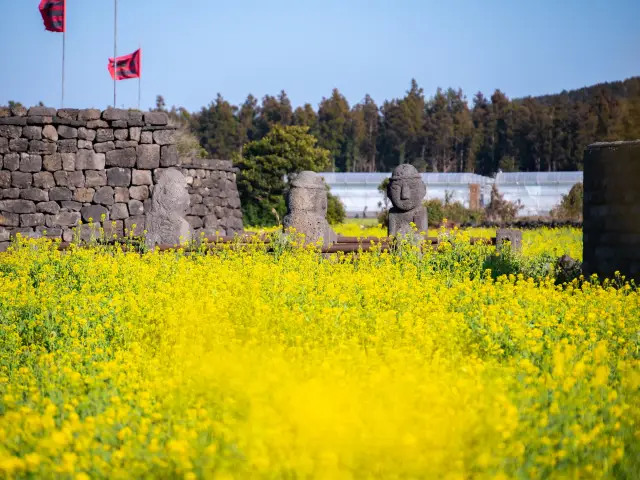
<box><xmin>387</xmin><ymin>164</ymin><xmax>428</xmax><ymax>236</ymax></box>
<box><xmin>145</xmin><ymin>168</ymin><xmax>193</xmax><ymax>248</ymax></box>
<box><xmin>283</xmin><ymin>171</ymin><xmax>337</xmax><ymax>247</ymax></box>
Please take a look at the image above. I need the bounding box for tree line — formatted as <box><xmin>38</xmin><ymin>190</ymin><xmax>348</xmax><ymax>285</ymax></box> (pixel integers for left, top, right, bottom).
<box><xmin>157</xmin><ymin>75</ymin><xmax>640</xmax><ymax>176</ymax></box>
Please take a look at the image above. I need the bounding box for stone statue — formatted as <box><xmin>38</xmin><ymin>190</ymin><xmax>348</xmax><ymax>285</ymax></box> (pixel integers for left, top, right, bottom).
<box><xmin>496</xmin><ymin>228</ymin><xmax>523</xmax><ymax>254</ymax></box>
<box><xmin>145</xmin><ymin>168</ymin><xmax>193</xmax><ymax>248</ymax></box>
<box><xmin>387</xmin><ymin>164</ymin><xmax>428</xmax><ymax>236</ymax></box>
<box><xmin>283</xmin><ymin>171</ymin><xmax>337</xmax><ymax>247</ymax></box>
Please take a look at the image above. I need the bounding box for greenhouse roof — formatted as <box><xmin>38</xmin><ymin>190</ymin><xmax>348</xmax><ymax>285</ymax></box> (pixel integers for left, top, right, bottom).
<box><xmin>296</xmin><ymin>171</ymin><xmax>584</xmax><ymax>187</ymax></box>
<box><xmin>494</xmin><ymin>171</ymin><xmax>584</xmax><ymax>185</ymax></box>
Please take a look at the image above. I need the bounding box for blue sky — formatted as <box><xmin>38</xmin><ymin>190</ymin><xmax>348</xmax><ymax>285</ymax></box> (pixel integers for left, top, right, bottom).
<box><xmin>1</xmin><ymin>0</ymin><xmax>638</xmax><ymax>112</ymax></box>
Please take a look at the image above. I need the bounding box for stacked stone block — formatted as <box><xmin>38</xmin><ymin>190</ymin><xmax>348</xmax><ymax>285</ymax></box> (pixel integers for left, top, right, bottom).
<box><xmin>0</xmin><ymin>106</ymin><xmax>180</xmax><ymax>249</ymax></box>
<box><xmin>179</xmin><ymin>158</ymin><xmax>244</xmax><ymax>236</ymax></box>
<box><xmin>583</xmin><ymin>140</ymin><xmax>640</xmax><ymax>281</ymax></box>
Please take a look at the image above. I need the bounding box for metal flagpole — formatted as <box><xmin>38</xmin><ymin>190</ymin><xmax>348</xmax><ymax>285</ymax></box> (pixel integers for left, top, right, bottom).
<box><xmin>138</xmin><ymin>43</ymin><xmax>141</xmax><ymax>110</ymax></box>
<box><xmin>113</xmin><ymin>0</ymin><xmax>117</xmax><ymax>107</ymax></box>
<box><xmin>62</xmin><ymin>28</ymin><xmax>65</xmax><ymax>107</ymax></box>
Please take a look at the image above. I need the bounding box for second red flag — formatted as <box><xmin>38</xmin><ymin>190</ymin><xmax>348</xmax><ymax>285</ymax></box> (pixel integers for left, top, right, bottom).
<box><xmin>108</xmin><ymin>49</ymin><xmax>142</xmax><ymax>80</ymax></box>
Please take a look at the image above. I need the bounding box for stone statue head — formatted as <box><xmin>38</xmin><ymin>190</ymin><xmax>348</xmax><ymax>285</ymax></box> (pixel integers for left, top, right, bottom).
<box><xmin>153</xmin><ymin>168</ymin><xmax>190</xmax><ymax>215</ymax></box>
<box><xmin>387</xmin><ymin>164</ymin><xmax>426</xmax><ymax>212</ymax></box>
<box><xmin>283</xmin><ymin>170</ymin><xmax>337</xmax><ymax>246</ymax></box>
<box><xmin>288</xmin><ymin>171</ymin><xmax>327</xmax><ymax>215</ymax></box>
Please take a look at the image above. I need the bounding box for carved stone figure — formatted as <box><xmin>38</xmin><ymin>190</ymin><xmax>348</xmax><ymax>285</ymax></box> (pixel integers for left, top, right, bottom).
<box><xmin>283</xmin><ymin>171</ymin><xmax>337</xmax><ymax>246</ymax></box>
<box><xmin>387</xmin><ymin>164</ymin><xmax>428</xmax><ymax>236</ymax></box>
<box><xmin>555</xmin><ymin>254</ymin><xmax>582</xmax><ymax>284</ymax></box>
<box><xmin>496</xmin><ymin>228</ymin><xmax>523</xmax><ymax>254</ymax></box>
<box><xmin>145</xmin><ymin>168</ymin><xmax>192</xmax><ymax>248</ymax></box>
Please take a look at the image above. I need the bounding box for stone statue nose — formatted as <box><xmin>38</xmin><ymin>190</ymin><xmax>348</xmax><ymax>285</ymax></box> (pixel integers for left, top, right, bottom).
<box><xmin>401</xmin><ymin>184</ymin><xmax>410</xmax><ymax>200</ymax></box>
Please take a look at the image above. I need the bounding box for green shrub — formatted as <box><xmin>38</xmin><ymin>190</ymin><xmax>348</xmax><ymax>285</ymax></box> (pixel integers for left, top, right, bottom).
<box><xmin>377</xmin><ymin>208</ymin><xmax>389</xmax><ymax>229</ymax></box>
<box><xmin>482</xmin><ymin>247</ymin><xmax>555</xmax><ymax>281</ymax></box>
<box><xmin>425</xmin><ymin>198</ymin><xmax>485</xmax><ymax>227</ymax></box>
<box><xmin>326</xmin><ymin>186</ymin><xmax>346</xmax><ymax>225</ymax></box>
<box><xmin>425</xmin><ymin>199</ymin><xmax>444</xmax><ymax>226</ymax></box>
<box><xmin>237</xmin><ymin>125</ymin><xmax>331</xmax><ymax>227</ymax></box>
<box><xmin>550</xmin><ymin>183</ymin><xmax>583</xmax><ymax>222</ymax></box>
<box><xmin>485</xmin><ymin>184</ymin><xmax>523</xmax><ymax>224</ymax></box>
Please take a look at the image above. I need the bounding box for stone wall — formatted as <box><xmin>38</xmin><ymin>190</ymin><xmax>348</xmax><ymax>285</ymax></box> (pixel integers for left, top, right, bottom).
<box><xmin>179</xmin><ymin>158</ymin><xmax>243</xmax><ymax>236</ymax></box>
<box><xmin>0</xmin><ymin>105</ymin><xmax>243</xmax><ymax>249</ymax></box>
<box><xmin>583</xmin><ymin>140</ymin><xmax>640</xmax><ymax>281</ymax></box>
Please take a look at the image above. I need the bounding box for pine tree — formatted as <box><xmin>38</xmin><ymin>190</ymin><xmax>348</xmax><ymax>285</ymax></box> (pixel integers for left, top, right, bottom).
<box><xmin>239</xmin><ymin>94</ymin><xmax>259</xmax><ymax>146</ymax></box>
<box><xmin>471</xmin><ymin>92</ymin><xmax>496</xmax><ymax>176</ymax></box>
<box><xmin>192</xmin><ymin>94</ymin><xmax>242</xmax><ymax>159</ymax></box>
<box><xmin>317</xmin><ymin>88</ymin><xmax>352</xmax><ymax>172</ymax></box>
<box><xmin>254</xmin><ymin>91</ymin><xmax>294</xmax><ymax>140</ymax></box>
<box><xmin>425</xmin><ymin>88</ymin><xmax>454</xmax><ymax>172</ymax></box>
<box><xmin>351</xmin><ymin>95</ymin><xmax>380</xmax><ymax>172</ymax></box>
<box><xmin>293</xmin><ymin>103</ymin><xmax>319</xmax><ymax>135</ymax></box>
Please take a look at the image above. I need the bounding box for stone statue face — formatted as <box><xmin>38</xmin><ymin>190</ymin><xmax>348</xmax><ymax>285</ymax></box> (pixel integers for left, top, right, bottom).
<box><xmin>388</xmin><ymin>177</ymin><xmax>426</xmax><ymax>211</ymax></box>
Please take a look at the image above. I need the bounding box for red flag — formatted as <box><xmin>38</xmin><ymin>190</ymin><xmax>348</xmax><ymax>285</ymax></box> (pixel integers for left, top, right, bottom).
<box><xmin>108</xmin><ymin>49</ymin><xmax>142</xmax><ymax>80</ymax></box>
<box><xmin>39</xmin><ymin>0</ymin><xmax>65</xmax><ymax>33</ymax></box>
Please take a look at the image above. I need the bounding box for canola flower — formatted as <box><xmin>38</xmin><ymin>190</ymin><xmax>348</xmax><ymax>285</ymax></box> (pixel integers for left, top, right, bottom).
<box><xmin>0</xmin><ymin>228</ymin><xmax>637</xmax><ymax>479</ymax></box>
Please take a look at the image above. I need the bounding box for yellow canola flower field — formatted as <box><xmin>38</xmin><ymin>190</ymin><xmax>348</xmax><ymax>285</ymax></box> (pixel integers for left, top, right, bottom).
<box><xmin>330</xmin><ymin>224</ymin><xmax>583</xmax><ymax>260</ymax></box>
<box><xmin>251</xmin><ymin>224</ymin><xmax>584</xmax><ymax>260</ymax></box>
<box><xmin>0</xmin><ymin>229</ymin><xmax>638</xmax><ymax>479</ymax></box>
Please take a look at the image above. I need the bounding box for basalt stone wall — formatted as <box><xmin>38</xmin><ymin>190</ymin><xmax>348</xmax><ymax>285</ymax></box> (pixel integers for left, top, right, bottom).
<box><xmin>583</xmin><ymin>140</ymin><xmax>640</xmax><ymax>281</ymax></box>
<box><xmin>0</xmin><ymin>105</ymin><xmax>181</xmax><ymax>250</ymax></box>
<box><xmin>179</xmin><ymin>158</ymin><xmax>243</xmax><ymax>236</ymax></box>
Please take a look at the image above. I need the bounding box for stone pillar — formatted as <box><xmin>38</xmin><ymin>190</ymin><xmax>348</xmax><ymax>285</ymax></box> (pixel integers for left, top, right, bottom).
<box><xmin>496</xmin><ymin>228</ymin><xmax>522</xmax><ymax>254</ymax></box>
<box><xmin>469</xmin><ymin>183</ymin><xmax>480</xmax><ymax>210</ymax></box>
<box><xmin>583</xmin><ymin>141</ymin><xmax>640</xmax><ymax>281</ymax></box>
<box><xmin>282</xmin><ymin>171</ymin><xmax>337</xmax><ymax>247</ymax></box>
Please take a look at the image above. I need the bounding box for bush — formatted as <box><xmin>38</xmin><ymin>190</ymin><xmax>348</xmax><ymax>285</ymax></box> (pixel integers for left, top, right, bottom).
<box><xmin>425</xmin><ymin>199</ymin><xmax>443</xmax><ymax>227</ymax></box>
<box><xmin>485</xmin><ymin>184</ymin><xmax>523</xmax><ymax>224</ymax></box>
<box><xmin>376</xmin><ymin>178</ymin><xmax>391</xmax><ymax>228</ymax></box>
<box><xmin>376</xmin><ymin>208</ymin><xmax>389</xmax><ymax>229</ymax></box>
<box><xmin>425</xmin><ymin>198</ymin><xmax>485</xmax><ymax>227</ymax></box>
<box><xmin>550</xmin><ymin>183</ymin><xmax>583</xmax><ymax>222</ymax></box>
<box><xmin>237</xmin><ymin>125</ymin><xmax>331</xmax><ymax>227</ymax></box>
<box><xmin>176</xmin><ymin>128</ymin><xmax>208</xmax><ymax>160</ymax></box>
<box><xmin>326</xmin><ymin>186</ymin><xmax>346</xmax><ymax>225</ymax></box>
<box><xmin>242</xmin><ymin>199</ymin><xmax>285</xmax><ymax>228</ymax></box>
